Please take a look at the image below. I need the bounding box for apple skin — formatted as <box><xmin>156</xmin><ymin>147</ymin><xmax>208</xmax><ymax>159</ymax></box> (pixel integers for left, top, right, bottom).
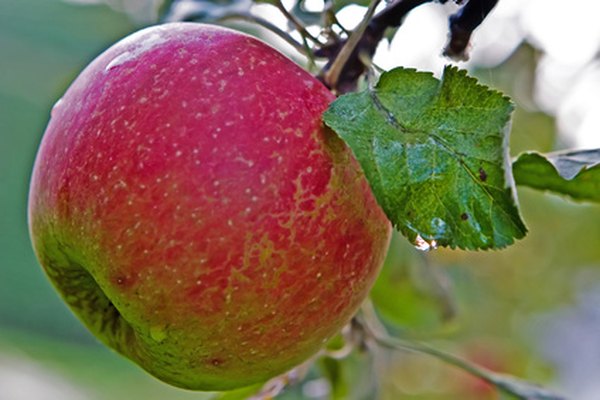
<box><xmin>28</xmin><ymin>23</ymin><xmax>391</xmax><ymax>390</ymax></box>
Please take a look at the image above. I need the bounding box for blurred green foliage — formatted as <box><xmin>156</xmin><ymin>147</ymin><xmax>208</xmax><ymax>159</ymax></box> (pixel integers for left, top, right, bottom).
<box><xmin>1</xmin><ymin>1</ymin><xmax>599</xmax><ymax>399</ymax></box>
<box><xmin>0</xmin><ymin>0</ymin><xmax>212</xmax><ymax>398</ymax></box>
<box><xmin>0</xmin><ymin>0</ymin><xmax>132</xmax><ymax>340</ymax></box>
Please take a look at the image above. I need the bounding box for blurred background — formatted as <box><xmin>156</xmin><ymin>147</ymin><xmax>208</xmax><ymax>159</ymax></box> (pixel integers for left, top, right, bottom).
<box><xmin>1</xmin><ymin>0</ymin><xmax>600</xmax><ymax>399</ymax></box>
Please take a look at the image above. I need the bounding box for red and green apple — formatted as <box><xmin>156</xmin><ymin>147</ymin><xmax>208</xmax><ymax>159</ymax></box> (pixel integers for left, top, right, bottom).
<box><xmin>28</xmin><ymin>23</ymin><xmax>391</xmax><ymax>390</ymax></box>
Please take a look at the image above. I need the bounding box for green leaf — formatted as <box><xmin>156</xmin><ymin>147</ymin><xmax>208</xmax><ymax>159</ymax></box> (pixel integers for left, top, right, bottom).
<box><xmin>323</xmin><ymin>66</ymin><xmax>527</xmax><ymax>250</ymax></box>
<box><xmin>513</xmin><ymin>149</ymin><xmax>600</xmax><ymax>202</ymax></box>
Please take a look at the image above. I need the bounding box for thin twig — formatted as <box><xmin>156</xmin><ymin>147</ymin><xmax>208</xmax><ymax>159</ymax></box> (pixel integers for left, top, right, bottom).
<box><xmin>330</xmin><ymin>11</ymin><xmax>350</xmax><ymax>36</ymax></box>
<box><xmin>359</xmin><ymin>302</ymin><xmax>567</xmax><ymax>400</ymax></box>
<box><xmin>443</xmin><ymin>0</ymin><xmax>499</xmax><ymax>60</ymax></box>
<box><xmin>318</xmin><ymin>0</ymin><xmax>433</xmax><ymax>93</ymax></box>
<box><xmin>214</xmin><ymin>13</ymin><xmax>309</xmax><ymax>56</ymax></box>
<box><xmin>274</xmin><ymin>0</ymin><xmax>323</xmax><ymax>45</ymax></box>
<box><xmin>416</xmin><ymin>253</ymin><xmax>456</xmax><ymax>322</ymax></box>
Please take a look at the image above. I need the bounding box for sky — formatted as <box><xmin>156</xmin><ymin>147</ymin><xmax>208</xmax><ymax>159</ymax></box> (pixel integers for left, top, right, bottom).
<box><xmin>347</xmin><ymin>0</ymin><xmax>600</xmax><ymax>150</ymax></box>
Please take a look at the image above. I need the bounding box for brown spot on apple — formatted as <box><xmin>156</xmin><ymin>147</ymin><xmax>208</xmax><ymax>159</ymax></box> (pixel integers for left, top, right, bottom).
<box><xmin>210</xmin><ymin>358</ymin><xmax>223</xmax><ymax>367</ymax></box>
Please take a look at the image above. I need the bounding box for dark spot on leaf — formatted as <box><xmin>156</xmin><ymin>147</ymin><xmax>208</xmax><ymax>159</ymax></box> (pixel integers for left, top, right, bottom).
<box><xmin>210</xmin><ymin>358</ymin><xmax>223</xmax><ymax>367</ymax></box>
<box><xmin>323</xmin><ymin>66</ymin><xmax>526</xmax><ymax>250</ymax></box>
<box><xmin>479</xmin><ymin>167</ymin><xmax>487</xmax><ymax>182</ymax></box>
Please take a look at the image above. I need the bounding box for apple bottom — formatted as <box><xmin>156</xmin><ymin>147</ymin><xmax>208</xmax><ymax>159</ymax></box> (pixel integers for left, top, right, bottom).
<box><xmin>31</xmin><ymin>184</ymin><xmax>390</xmax><ymax>390</ymax></box>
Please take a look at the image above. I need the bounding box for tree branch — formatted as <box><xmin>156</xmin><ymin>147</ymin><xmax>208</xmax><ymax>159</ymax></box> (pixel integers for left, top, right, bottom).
<box><xmin>443</xmin><ymin>0</ymin><xmax>499</xmax><ymax>60</ymax></box>
<box><xmin>358</xmin><ymin>302</ymin><xmax>567</xmax><ymax>400</ymax></box>
<box><xmin>322</xmin><ymin>0</ymin><xmax>382</xmax><ymax>93</ymax></box>
<box><xmin>317</xmin><ymin>0</ymin><xmax>433</xmax><ymax>93</ymax></box>
<box><xmin>273</xmin><ymin>0</ymin><xmax>323</xmax><ymax>45</ymax></box>
<box><xmin>215</xmin><ymin>13</ymin><xmax>310</xmax><ymax>56</ymax></box>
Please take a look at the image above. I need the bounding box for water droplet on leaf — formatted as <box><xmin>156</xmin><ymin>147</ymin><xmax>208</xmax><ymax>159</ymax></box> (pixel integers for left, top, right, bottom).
<box><xmin>414</xmin><ymin>234</ymin><xmax>438</xmax><ymax>252</ymax></box>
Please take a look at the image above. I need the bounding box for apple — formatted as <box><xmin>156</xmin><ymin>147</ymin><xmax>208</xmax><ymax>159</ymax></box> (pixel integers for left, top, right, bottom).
<box><xmin>28</xmin><ymin>23</ymin><xmax>391</xmax><ymax>390</ymax></box>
